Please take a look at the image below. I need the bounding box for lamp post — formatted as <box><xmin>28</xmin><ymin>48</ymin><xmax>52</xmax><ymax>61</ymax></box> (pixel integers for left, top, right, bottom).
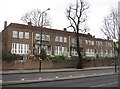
<box><xmin>40</xmin><ymin>8</ymin><xmax>50</xmax><ymax>48</ymax></box>
<box><xmin>39</xmin><ymin>8</ymin><xmax>50</xmax><ymax>72</ymax></box>
<box><xmin>113</xmin><ymin>39</ymin><xmax>117</xmax><ymax>73</ymax></box>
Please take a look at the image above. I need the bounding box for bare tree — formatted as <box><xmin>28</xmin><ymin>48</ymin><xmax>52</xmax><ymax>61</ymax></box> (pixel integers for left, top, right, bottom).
<box><xmin>101</xmin><ymin>9</ymin><xmax>118</xmax><ymax>40</ymax></box>
<box><xmin>101</xmin><ymin>9</ymin><xmax>119</xmax><ymax>71</ymax></box>
<box><xmin>21</xmin><ymin>9</ymin><xmax>51</xmax><ymax>27</ymax></box>
<box><xmin>66</xmin><ymin>0</ymin><xmax>89</xmax><ymax>69</ymax></box>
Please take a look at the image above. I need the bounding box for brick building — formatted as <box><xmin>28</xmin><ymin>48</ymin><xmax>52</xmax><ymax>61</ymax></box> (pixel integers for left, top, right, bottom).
<box><xmin>1</xmin><ymin>22</ymin><xmax>115</xmax><ymax>60</ymax></box>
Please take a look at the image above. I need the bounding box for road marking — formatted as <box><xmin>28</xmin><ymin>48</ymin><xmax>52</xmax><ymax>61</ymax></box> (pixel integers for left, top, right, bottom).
<box><xmin>21</xmin><ymin>78</ymin><xmax>25</xmax><ymax>81</ymax></box>
<box><xmin>69</xmin><ymin>75</ymin><xmax>72</xmax><ymax>77</ymax></box>
<box><xmin>39</xmin><ymin>78</ymin><xmax>42</xmax><ymax>80</ymax></box>
<box><xmin>91</xmin><ymin>82</ymin><xmax>118</xmax><ymax>87</ymax></box>
<box><xmin>56</xmin><ymin>76</ymin><xmax>58</xmax><ymax>79</ymax></box>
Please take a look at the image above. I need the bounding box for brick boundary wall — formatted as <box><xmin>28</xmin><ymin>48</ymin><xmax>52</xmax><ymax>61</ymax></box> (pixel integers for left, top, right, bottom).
<box><xmin>2</xmin><ymin>59</ymin><xmax>113</xmax><ymax>70</ymax></box>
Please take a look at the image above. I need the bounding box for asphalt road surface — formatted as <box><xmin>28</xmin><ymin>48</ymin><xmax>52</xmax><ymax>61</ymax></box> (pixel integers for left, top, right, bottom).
<box><xmin>2</xmin><ymin>68</ymin><xmax>115</xmax><ymax>82</ymax></box>
<box><xmin>3</xmin><ymin>74</ymin><xmax>118</xmax><ymax>87</ymax></box>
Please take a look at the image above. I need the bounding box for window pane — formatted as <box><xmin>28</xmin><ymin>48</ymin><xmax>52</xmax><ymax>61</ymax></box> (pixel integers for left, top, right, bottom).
<box><xmin>35</xmin><ymin>33</ymin><xmax>40</xmax><ymax>40</ymax></box>
<box><xmin>55</xmin><ymin>36</ymin><xmax>59</xmax><ymax>42</ymax></box>
<box><xmin>25</xmin><ymin>32</ymin><xmax>29</xmax><ymax>39</ymax></box>
<box><xmin>64</xmin><ymin>37</ymin><xmax>67</xmax><ymax>43</ymax></box>
<box><xmin>60</xmin><ymin>37</ymin><xmax>63</xmax><ymax>42</ymax></box>
<box><xmin>46</xmin><ymin>35</ymin><xmax>50</xmax><ymax>41</ymax></box>
<box><xmin>42</xmin><ymin>34</ymin><xmax>45</xmax><ymax>40</ymax></box>
<box><xmin>13</xmin><ymin>31</ymin><xmax>18</xmax><ymax>38</ymax></box>
<box><xmin>19</xmin><ymin>32</ymin><xmax>23</xmax><ymax>38</ymax></box>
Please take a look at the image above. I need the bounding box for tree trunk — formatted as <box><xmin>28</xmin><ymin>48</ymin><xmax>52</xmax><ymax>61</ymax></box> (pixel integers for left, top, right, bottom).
<box><xmin>76</xmin><ymin>33</ymin><xmax>83</xmax><ymax>69</ymax></box>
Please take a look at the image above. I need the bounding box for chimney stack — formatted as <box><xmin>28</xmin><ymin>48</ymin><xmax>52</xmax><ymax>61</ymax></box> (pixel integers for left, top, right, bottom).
<box><xmin>28</xmin><ymin>22</ymin><xmax>32</xmax><ymax>26</ymax></box>
<box><xmin>4</xmin><ymin>21</ymin><xmax>7</xmax><ymax>29</ymax></box>
<box><xmin>63</xmin><ymin>28</ymin><xmax>67</xmax><ymax>31</ymax></box>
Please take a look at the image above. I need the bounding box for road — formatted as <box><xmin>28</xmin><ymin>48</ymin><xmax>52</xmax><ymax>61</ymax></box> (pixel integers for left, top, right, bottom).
<box><xmin>3</xmin><ymin>74</ymin><xmax>118</xmax><ymax>87</ymax></box>
<box><xmin>2</xmin><ymin>68</ymin><xmax>115</xmax><ymax>82</ymax></box>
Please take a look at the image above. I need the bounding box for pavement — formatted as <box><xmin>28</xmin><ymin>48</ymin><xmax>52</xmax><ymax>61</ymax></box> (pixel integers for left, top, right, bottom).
<box><xmin>2</xmin><ymin>66</ymin><xmax>116</xmax><ymax>74</ymax></box>
<box><xmin>1</xmin><ymin>66</ymin><xmax>118</xmax><ymax>86</ymax></box>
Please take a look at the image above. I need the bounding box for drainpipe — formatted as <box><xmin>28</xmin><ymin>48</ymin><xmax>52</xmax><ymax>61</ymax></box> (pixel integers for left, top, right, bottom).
<box><xmin>68</xmin><ymin>36</ymin><xmax>71</xmax><ymax>58</ymax></box>
<box><xmin>32</xmin><ymin>32</ymin><xmax>34</xmax><ymax>55</ymax></box>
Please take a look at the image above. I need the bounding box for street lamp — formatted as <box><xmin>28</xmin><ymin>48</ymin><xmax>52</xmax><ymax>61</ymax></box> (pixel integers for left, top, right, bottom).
<box><xmin>113</xmin><ymin>39</ymin><xmax>117</xmax><ymax>73</ymax></box>
<box><xmin>40</xmin><ymin>8</ymin><xmax>50</xmax><ymax>48</ymax></box>
<box><xmin>39</xmin><ymin>8</ymin><xmax>50</xmax><ymax>72</ymax></box>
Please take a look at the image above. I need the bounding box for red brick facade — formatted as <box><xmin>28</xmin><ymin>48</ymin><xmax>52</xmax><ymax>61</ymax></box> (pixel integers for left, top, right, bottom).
<box><xmin>2</xmin><ymin>23</ymin><xmax>114</xmax><ymax>60</ymax></box>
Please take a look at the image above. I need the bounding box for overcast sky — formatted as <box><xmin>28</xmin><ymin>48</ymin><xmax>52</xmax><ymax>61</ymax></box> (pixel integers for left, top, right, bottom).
<box><xmin>0</xmin><ymin>0</ymin><xmax>119</xmax><ymax>38</ymax></box>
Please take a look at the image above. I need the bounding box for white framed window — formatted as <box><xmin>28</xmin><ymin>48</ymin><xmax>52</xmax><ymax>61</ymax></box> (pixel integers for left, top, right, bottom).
<box><xmin>11</xmin><ymin>43</ymin><xmax>29</xmax><ymax>54</ymax></box>
<box><xmin>42</xmin><ymin>34</ymin><xmax>45</xmax><ymax>41</ymax></box>
<box><xmin>13</xmin><ymin>31</ymin><xmax>18</xmax><ymax>38</ymax></box>
<box><xmin>59</xmin><ymin>37</ymin><xmax>63</xmax><ymax>42</ymax></box>
<box><xmin>63</xmin><ymin>47</ymin><xmax>68</xmax><ymax>56</ymax></box>
<box><xmin>55</xmin><ymin>36</ymin><xmax>59</xmax><ymax>42</ymax></box>
<box><xmin>19</xmin><ymin>32</ymin><xmax>24</xmax><ymax>38</ymax></box>
<box><xmin>109</xmin><ymin>50</ymin><xmax>113</xmax><ymax>57</ymax></box>
<box><xmin>85</xmin><ymin>40</ymin><xmax>94</xmax><ymax>46</ymax></box>
<box><xmin>55</xmin><ymin>46</ymin><xmax>68</xmax><ymax>56</ymax></box>
<box><xmin>44</xmin><ymin>45</ymin><xmax>51</xmax><ymax>55</ymax></box>
<box><xmin>92</xmin><ymin>41</ymin><xmax>94</xmax><ymax>45</ymax></box>
<box><xmin>64</xmin><ymin>37</ymin><xmax>67</xmax><ymax>43</ymax></box>
<box><xmin>99</xmin><ymin>49</ymin><xmax>103</xmax><ymax>57</ymax></box>
<box><xmin>55</xmin><ymin>46</ymin><xmax>59</xmax><ymax>55</ymax></box>
<box><xmin>35</xmin><ymin>33</ymin><xmax>40</xmax><ymax>40</ymax></box>
<box><xmin>24</xmin><ymin>32</ymin><xmax>29</xmax><ymax>39</ymax></box>
<box><xmin>11</xmin><ymin>43</ymin><xmax>17</xmax><ymax>53</ymax></box>
<box><xmin>46</xmin><ymin>35</ymin><xmax>50</xmax><ymax>41</ymax></box>
<box><xmin>104</xmin><ymin>50</ymin><xmax>108</xmax><ymax>57</ymax></box>
<box><xmin>96</xmin><ymin>41</ymin><xmax>102</xmax><ymax>46</ymax></box>
<box><xmin>71</xmin><ymin>48</ymin><xmax>78</xmax><ymax>56</ymax></box>
<box><xmin>85</xmin><ymin>49</ymin><xmax>95</xmax><ymax>57</ymax></box>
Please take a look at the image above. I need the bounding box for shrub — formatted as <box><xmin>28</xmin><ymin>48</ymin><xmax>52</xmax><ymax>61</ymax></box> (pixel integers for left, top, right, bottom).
<box><xmin>51</xmin><ymin>55</ymin><xmax>70</xmax><ymax>61</ymax></box>
<box><xmin>40</xmin><ymin>48</ymin><xmax>47</xmax><ymax>60</ymax></box>
<box><xmin>34</xmin><ymin>48</ymin><xmax>47</xmax><ymax>60</ymax></box>
<box><xmin>2</xmin><ymin>53</ymin><xmax>22</xmax><ymax>62</ymax></box>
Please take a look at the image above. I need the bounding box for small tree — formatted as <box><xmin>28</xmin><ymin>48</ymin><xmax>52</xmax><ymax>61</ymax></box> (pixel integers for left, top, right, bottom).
<box><xmin>66</xmin><ymin>0</ymin><xmax>89</xmax><ymax>69</ymax></box>
<box><xmin>40</xmin><ymin>48</ymin><xmax>47</xmax><ymax>60</ymax></box>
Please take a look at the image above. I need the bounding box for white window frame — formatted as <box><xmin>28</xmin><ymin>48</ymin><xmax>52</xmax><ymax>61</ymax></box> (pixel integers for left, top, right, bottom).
<box><xmin>13</xmin><ymin>31</ymin><xmax>18</xmax><ymax>38</ymax></box>
<box><xmin>55</xmin><ymin>36</ymin><xmax>59</xmax><ymax>42</ymax></box>
<box><xmin>11</xmin><ymin>43</ymin><xmax>29</xmax><ymax>54</ymax></box>
<box><xmin>85</xmin><ymin>49</ymin><xmax>95</xmax><ymax>57</ymax></box>
<box><xmin>59</xmin><ymin>37</ymin><xmax>63</xmax><ymax>42</ymax></box>
<box><xmin>35</xmin><ymin>33</ymin><xmax>40</xmax><ymax>40</ymax></box>
<box><xmin>24</xmin><ymin>32</ymin><xmax>29</xmax><ymax>39</ymax></box>
<box><xmin>19</xmin><ymin>32</ymin><xmax>24</xmax><ymax>39</ymax></box>
<box><xmin>64</xmin><ymin>37</ymin><xmax>67</xmax><ymax>43</ymax></box>
<box><xmin>46</xmin><ymin>35</ymin><xmax>50</xmax><ymax>41</ymax></box>
<box><xmin>42</xmin><ymin>34</ymin><xmax>45</xmax><ymax>41</ymax></box>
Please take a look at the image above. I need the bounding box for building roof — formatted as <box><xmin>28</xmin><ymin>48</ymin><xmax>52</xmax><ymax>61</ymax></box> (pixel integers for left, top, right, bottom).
<box><xmin>2</xmin><ymin>22</ymin><xmax>113</xmax><ymax>42</ymax></box>
<box><xmin>6</xmin><ymin>23</ymin><xmax>74</xmax><ymax>35</ymax></box>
